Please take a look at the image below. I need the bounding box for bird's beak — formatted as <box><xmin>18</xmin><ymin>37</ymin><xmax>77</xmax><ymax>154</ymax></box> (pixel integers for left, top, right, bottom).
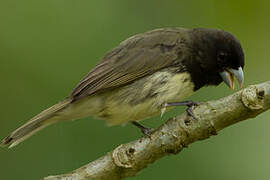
<box><xmin>219</xmin><ymin>67</ymin><xmax>244</xmax><ymax>90</ymax></box>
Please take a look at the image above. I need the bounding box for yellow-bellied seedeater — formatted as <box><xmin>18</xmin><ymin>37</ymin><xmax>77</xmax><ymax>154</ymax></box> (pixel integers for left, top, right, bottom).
<box><xmin>2</xmin><ymin>28</ymin><xmax>245</xmax><ymax>148</ymax></box>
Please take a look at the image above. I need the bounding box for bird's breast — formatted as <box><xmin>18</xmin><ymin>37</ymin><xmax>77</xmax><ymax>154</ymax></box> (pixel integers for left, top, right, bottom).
<box><xmin>100</xmin><ymin>70</ymin><xmax>195</xmax><ymax>125</ymax></box>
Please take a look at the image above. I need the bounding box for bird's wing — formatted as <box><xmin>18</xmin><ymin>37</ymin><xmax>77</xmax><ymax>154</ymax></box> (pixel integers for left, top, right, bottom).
<box><xmin>71</xmin><ymin>28</ymin><xmax>188</xmax><ymax>100</ymax></box>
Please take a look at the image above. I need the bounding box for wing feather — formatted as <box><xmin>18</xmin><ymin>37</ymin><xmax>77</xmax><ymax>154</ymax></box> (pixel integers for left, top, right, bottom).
<box><xmin>71</xmin><ymin>28</ymin><xmax>188</xmax><ymax>100</ymax></box>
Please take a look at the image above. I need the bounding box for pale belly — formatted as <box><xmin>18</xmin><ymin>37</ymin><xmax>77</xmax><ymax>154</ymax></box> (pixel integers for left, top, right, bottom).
<box><xmin>99</xmin><ymin>71</ymin><xmax>195</xmax><ymax>125</ymax></box>
<box><xmin>61</xmin><ymin>70</ymin><xmax>195</xmax><ymax>125</ymax></box>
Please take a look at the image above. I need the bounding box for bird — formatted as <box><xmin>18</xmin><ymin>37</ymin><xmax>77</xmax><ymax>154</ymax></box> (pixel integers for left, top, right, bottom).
<box><xmin>1</xmin><ymin>27</ymin><xmax>245</xmax><ymax>148</ymax></box>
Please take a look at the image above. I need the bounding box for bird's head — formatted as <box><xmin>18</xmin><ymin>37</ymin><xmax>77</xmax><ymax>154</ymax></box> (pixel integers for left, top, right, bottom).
<box><xmin>188</xmin><ymin>28</ymin><xmax>245</xmax><ymax>90</ymax></box>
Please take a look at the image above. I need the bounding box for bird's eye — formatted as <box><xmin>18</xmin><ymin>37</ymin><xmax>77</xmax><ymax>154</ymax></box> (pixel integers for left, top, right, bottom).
<box><xmin>218</xmin><ymin>52</ymin><xmax>226</xmax><ymax>61</ymax></box>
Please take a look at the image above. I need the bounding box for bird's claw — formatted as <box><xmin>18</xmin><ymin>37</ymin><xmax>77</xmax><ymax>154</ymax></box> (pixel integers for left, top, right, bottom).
<box><xmin>132</xmin><ymin>121</ymin><xmax>154</xmax><ymax>137</ymax></box>
<box><xmin>186</xmin><ymin>105</ymin><xmax>197</xmax><ymax>119</ymax></box>
<box><xmin>141</xmin><ymin>127</ymin><xmax>154</xmax><ymax>137</ymax></box>
<box><xmin>166</xmin><ymin>101</ymin><xmax>200</xmax><ymax>119</ymax></box>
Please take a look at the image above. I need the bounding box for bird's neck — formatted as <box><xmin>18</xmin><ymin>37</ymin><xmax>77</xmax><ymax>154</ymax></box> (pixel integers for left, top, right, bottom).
<box><xmin>183</xmin><ymin>58</ymin><xmax>222</xmax><ymax>91</ymax></box>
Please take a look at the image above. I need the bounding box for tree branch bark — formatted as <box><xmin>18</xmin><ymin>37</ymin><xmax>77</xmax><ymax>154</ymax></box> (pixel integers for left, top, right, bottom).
<box><xmin>44</xmin><ymin>81</ymin><xmax>270</xmax><ymax>180</ymax></box>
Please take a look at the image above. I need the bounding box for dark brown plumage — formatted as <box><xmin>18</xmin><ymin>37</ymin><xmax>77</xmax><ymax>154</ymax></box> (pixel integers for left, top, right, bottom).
<box><xmin>71</xmin><ymin>28</ymin><xmax>190</xmax><ymax>100</ymax></box>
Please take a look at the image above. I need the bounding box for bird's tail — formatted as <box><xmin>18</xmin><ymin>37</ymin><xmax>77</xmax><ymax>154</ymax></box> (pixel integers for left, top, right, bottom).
<box><xmin>1</xmin><ymin>98</ymin><xmax>72</xmax><ymax>148</ymax></box>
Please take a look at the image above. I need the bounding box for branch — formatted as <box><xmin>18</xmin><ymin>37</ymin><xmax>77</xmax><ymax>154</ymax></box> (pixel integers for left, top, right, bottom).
<box><xmin>44</xmin><ymin>81</ymin><xmax>270</xmax><ymax>180</ymax></box>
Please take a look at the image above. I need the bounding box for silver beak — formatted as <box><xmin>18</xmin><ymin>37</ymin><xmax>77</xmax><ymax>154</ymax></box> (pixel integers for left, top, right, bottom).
<box><xmin>219</xmin><ymin>67</ymin><xmax>244</xmax><ymax>90</ymax></box>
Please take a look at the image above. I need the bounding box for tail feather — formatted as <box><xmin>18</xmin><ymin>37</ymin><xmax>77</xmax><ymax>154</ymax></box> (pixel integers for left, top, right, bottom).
<box><xmin>1</xmin><ymin>98</ymin><xmax>72</xmax><ymax>148</ymax></box>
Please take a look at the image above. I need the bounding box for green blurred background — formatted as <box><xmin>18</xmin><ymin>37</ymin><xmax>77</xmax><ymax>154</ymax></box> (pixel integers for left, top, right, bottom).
<box><xmin>0</xmin><ymin>0</ymin><xmax>269</xmax><ymax>179</ymax></box>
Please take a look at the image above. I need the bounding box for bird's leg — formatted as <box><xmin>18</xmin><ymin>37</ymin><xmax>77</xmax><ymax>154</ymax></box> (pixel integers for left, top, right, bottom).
<box><xmin>165</xmin><ymin>101</ymin><xmax>199</xmax><ymax>119</ymax></box>
<box><xmin>132</xmin><ymin>121</ymin><xmax>154</xmax><ymax>136</ymax></box>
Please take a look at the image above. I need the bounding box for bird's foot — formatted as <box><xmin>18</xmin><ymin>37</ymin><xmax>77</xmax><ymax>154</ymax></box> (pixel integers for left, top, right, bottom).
<box><xmin>132</xmin><ymin>121</ymin><xmax>154</xmax><ymax>137</ymax></box>
<box><xmin>166</xmin><ymin>101</ymin><xmax>199</xmax><ymax>119</ymax></box>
